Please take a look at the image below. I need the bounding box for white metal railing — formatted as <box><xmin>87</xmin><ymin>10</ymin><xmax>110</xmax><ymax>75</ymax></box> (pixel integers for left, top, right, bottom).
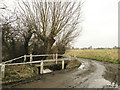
<box><xmin>4</xmin><ymin>58</ymin><xmax>69</xmax><ymax>66</ymax></box>
<box><xmin>1</xmin><ymin>54</ymin><xmax>76</xmax><ymax>78</ymax></box>
<box><xmin>3</xmin><ymin>54</ymin><xmax>70</xmax><ymax>64</ymax></box>
<box><xmin>4</xmin><ymin>56</ymin><xmax>24</xmax><ymax>63</ymax></box>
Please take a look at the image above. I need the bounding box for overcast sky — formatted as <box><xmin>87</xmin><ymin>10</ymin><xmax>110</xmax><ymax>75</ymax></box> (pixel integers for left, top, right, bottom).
<box><xmin>73</xmin><ymin>0</ymin><xmax>119</xmax><ymax>48</ymax></box>
<box><xmin>0</xmin><ymin>0</ymin><xmax>119</xmax><ymax>48</ymax></box>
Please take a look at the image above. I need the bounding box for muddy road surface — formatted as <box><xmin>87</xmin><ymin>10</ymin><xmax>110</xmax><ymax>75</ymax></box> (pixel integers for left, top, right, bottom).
<box><xmin>14</xmin><ymin>58</ymin><xmax>118</xmax><ymax>88</ymax></box>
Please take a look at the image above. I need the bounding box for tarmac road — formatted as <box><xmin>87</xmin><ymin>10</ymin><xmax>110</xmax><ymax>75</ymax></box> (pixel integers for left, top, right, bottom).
<box><xmin>14</xmin><ymin>58</ymin><xmax>118</xmax><ymax>88</ymax></box>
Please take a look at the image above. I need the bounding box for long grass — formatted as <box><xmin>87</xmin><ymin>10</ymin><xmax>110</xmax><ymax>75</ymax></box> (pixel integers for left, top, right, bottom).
<box><xmin>65</xmin><ymin>49</ymin><xmax>119</xmax><ymax>64</ymax></box>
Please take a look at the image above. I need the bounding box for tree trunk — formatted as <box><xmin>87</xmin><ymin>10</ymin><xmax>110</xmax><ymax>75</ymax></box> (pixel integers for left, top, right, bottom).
<box><xmin>43</xmin><ymin>37</ymin><xmax>55</xmax><ymax>54</ymax></box>
<box><xmin>24</xmin><ymin>32</ymin><xmax>33</xmax><ymax>54</ymax></box>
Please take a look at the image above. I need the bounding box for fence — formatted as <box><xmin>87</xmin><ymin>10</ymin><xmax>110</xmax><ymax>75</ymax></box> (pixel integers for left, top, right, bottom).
<box><xmin>0</xmin><ymin>54</ymin><xmax>76</xmax><ymax>78</ymax></box>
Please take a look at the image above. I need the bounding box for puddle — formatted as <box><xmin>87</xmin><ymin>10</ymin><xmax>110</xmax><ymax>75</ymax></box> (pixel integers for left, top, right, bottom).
<box><xmin>78</xmin><ymin>62</ymin><xmax>89</xmax><ymax>70</ymax></box>
<box><xmin>88</xmin><ymin>78</ymin><xmax>118</xmax><ymax>88</ymax></box>
<box><xmin>78</xmin><ymin>63</ymin><xmax>85</xmax><ymax>70</ymax></box>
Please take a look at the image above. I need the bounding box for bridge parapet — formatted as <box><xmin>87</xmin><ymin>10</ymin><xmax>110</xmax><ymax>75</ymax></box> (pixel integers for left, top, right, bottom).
<box><xmin>0</xmin><ymin>54</ymin><xmax>74</xmax><ymax>77</ymax></box>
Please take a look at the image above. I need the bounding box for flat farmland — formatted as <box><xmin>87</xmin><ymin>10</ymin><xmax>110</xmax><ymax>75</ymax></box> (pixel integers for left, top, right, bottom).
<box><xmin>65</xmin><ymin>49</ymin><xmax>119</xmax><ymax>63</ymax></box>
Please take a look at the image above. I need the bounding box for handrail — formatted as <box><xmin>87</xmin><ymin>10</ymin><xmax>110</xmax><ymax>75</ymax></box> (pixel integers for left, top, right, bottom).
<box><xmin>0</xmin><ymin>54</ymin><xmax>74</xmax><ymax>76</ymax></box>
<box><xmin>4</xmin><ymin>58</ymin><xmax>70</xmax><ymax>66</ymax></box>
<box><xmin>26</xmin><ymin>54</ymin><xmax>69</xmax><ymax>57</ymax></box>
<box><xmin>4</xmin><ymin>56</ymin><xmax>24</xmax><ymax>63</ymax></box>
<box><xmin>3</xmin><ymin>54</ymin><xmax>70</xmax><ymax>64</ymax></box>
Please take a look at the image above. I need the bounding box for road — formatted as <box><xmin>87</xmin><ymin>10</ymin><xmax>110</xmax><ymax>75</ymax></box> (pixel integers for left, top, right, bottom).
<box><xmin>14</xmin><ymin>58</ymin><xmax>118</xmax><ymax>88</ymax></box>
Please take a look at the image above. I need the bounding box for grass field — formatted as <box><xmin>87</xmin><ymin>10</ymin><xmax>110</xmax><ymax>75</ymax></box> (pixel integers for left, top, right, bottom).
<box><xmin>65</xmin><ymin>49</ymin><xmax>119</xmax><ymax>64</ymax></box>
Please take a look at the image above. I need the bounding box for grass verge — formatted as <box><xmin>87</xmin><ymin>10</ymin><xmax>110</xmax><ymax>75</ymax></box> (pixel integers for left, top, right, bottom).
<box><xmin>2</xmin><ymin>59</ymin><xmax>81</xmax><ymax>86</ymax></box>
<box><xmin>66</xmin><ymin>59</ymin><xmax>81</xmax><ymax>69</ymax></box>
<box><xmin>2</xmin><ymin>64</ymin><xmax>38</xmax><ymax>85</ymax></box>
<box><xmin>65</xmin><ymin>49</ymin><xmax>120</xmax><ymax>64</ymax></box>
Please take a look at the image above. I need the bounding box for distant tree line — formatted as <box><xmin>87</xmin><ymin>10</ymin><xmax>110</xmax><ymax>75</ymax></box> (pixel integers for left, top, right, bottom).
<box><xmin>71</xmin><ymin>46</ymin><xmax>120</xmax><ymax>50</ymax></box>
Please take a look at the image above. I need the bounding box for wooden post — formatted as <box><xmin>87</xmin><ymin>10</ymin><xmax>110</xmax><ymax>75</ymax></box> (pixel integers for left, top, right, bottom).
<box><xmin>40</xmin><ymin>60</ymin><xmax>43</xmax><ymax>74</ymax></box>
<box><xmin>74</xmin><ymin>53</ymin><xmax>75</xmax><ymax>58</ymax></box>
<box><xmin>30</xmin><ymin>54</ymin><xmax>32</xmax><ymax>64</ymax></box>
<box><xmin>56</xmin><ymin>53</ymin><xmax>58</xmax><ymax>64</ymax></box>
<box><xmin>74</xmin><ymin>54</ymin><xmax>76</xmax><ymax>59</ymax></box>
<box><xmin>75</xmin><ymin>55</ymin><xmax>76</xmax><ymax>59</ymax></box>
<box><xmin>24</xmin><ymin>55</ymin><xmax>26</xmax><ymax>62</ymax></box>
<box><xmin>69</xmin><ymin>55</ymin><xmax>71</xmax><ymax>60</ymax></box>
<box><xmin>62</xmin><ymin>58</ymin><xmax>64</xmax><ymax>70</ymax></box>
<box><xmin>1</xmin><ymin>63</ymin><xmax>5</xmax><ymax>78</ymax></box>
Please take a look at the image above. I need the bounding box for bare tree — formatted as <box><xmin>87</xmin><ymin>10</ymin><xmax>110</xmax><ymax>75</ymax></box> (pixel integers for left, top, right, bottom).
<box><xmin>17</xmin><ymin>0</ymin><xmax>83</xmax><ymax>54</ymax></box>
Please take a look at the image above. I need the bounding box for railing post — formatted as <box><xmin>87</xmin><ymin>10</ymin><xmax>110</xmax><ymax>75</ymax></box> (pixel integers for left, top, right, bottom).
<box><xmin>69</xmin><ymin>55</ymin><xmax>71</xmax><ymax>60</ymax></box>
<box><xmin>74</xmin><ymin>53</ymin><xmax>75</xmax><ymax>58</ymax></box>
<box><xmin>62</xmin><ymin>58</ymin><xmax>64</xmax><ymax>70</ymax></box>
<box><xmin>40</xmin><ymin>60</ymin><xmax>43</xmax><ymax>74</ymax></box>
<box><xmin>1</xmin><ymin>63</ymin><xmax>5</xmax><ymax>78</ymax></box>
<box><xmin>75</xmin><ymin>55</ymin><xmax>77</xmax><ymax>59</ymax></box>
<box><xmin>74</xmin><ymin>54</ymin><xmax>76</xmax><ymax>59</ymax></box>
<box><xmin>24</xmin><ymin>55</ymin><xmax>26</xmax><ymax>62</ymax></box>
<box><xmin>56</xmin><ymin>53</ymin><xmax>58</xmax><ymax>64</ymax></box>
<box><xmin>30</xmin><ymin>54</ymin><xmax>32</xmax><ymax>64</ymax></box>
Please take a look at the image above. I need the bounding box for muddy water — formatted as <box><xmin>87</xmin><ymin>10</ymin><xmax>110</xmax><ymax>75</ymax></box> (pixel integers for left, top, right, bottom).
<box><xmin>14</xmin><ymin>58</ymin><xmax>118</xmax><ymax>88</ymax></box>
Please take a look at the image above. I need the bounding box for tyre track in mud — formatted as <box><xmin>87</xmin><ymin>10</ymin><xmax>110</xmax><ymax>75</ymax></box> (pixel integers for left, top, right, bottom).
<box><xmin>14</xmin><ymin>58</ymin><xmax>118</xmax><ymax>88</ymax></box>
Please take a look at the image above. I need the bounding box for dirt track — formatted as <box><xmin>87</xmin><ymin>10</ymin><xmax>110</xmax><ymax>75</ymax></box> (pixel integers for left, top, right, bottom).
<box><xmin>14</xmin><ymin>58</ymin><xmax>118</xmax><ymax>88</ymax></box>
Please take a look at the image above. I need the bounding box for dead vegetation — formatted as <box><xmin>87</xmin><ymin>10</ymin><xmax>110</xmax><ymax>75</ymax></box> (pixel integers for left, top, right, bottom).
<box><xmin>2</xmin><ymin>59</ymin><xmax>81</xmax><ymax>86</ymax></box>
